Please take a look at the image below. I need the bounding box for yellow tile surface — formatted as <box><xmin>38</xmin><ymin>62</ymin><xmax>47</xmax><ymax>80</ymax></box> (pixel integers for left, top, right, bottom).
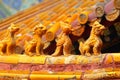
<box><xmin>0</xmin><ymin>55</ymin><xmax>19</xmax><ymax>64</ymax></box>
<box><xmin>18</xmin><ymin>55</ymin><xmax>33</xmax><ymax>63</ymax></box>
<box><xmin>30</xmin><ymin>74</ymin><xmax>81</xmax><ymax>80</ymax></box>
<box><xmin>31</xmin><ymin>55</ymin><xmax>47</xmax><ymax>64</ymax></box>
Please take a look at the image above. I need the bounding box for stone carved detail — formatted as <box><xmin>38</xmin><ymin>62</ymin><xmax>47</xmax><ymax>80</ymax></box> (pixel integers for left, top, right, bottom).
<box><xmin>52</xmin><ymin>22</ymin><xmax>73</xmax><ymax>56</ymax></box>
<box><xmin>0</xmin><ymin>23</ymin><xmax>19</xmax><ymax>55</ymax></box>
<box><xmin>79</xmin><ymin>21</ymin><xmax>105</xmax><ymax>56</ymax></box>
<box><xmin>24</xmin><ymin>24</ymin><xmax>47</xmax><ymax>56</ymax></box>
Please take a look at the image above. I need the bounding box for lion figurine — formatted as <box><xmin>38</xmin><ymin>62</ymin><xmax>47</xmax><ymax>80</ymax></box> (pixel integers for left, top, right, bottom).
<box><xmin>24</xmin><ymin>23</ymin><xmax>47</xmax><ymax>56</ymax></box>
<box><xmin>52</xmin><ymin>21</ymin><xmax>73</xmax><ymax>56</ymax></box>
<box><xmin>79</xmin><ymin>21</ymin><xmax>105</xmax><ymax>56</ymax></box>
<box><xmin>0</xmin><ymin>23</ymin><xmax>20</xmax><ymax>55</ymax></box>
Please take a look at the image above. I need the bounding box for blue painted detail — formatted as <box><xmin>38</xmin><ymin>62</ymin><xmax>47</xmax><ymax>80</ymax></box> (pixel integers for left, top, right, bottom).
<box><xmin>11</xmin><ymin>0</ymin><xmax>22</xmax><ymax>10</ymax></box>
<box><xmin>0</xmin><ymin>0</ymin><xmax>43</xmax><ymax>20</ymax></box>
<box><xmin>0</xmin><ymin>10</ymin><xmax>6</xmax><ymax>18</ymax></box>
<box><xmin>2</xmin><ymin>0</ymin><xmax>11</xmax><ymax>6</ymax></box>
<box><xmin>38</xmin><ymin>0</ymin><xmax>42</xmax><ymax>2</ymax></box>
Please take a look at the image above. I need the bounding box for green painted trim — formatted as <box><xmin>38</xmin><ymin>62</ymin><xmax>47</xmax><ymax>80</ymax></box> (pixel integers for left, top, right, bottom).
<box><xmin>0</xmin><ymin>3</ymin><xmax>12</xmax><ymax>16</ymax></box>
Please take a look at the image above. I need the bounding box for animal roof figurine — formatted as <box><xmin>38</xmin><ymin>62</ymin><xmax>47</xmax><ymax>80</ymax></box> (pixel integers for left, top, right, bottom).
<box><xmin>79</xmin><ymin>21</ymin><xmax>105</xmax><ymax>56</ymax></box>
<box><xmin>24</xmin><ymin>23</ymin><xmax>47</xmax><ymax>56</ymax></box>
<box><xmin>0</xmin><ymin>23</ymin><xmax>19</xmax><ymax>55</ymax></box>
<box><xmin>0</xmin><ymin>0</ymin><xmax>120</xmax><ymax>79</ymax></box>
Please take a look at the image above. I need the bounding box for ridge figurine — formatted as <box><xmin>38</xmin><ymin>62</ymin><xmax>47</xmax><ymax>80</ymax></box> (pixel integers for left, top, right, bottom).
<box><xmin>79</xmin><ymin>21</ymin><xmax>105</xmax><ymax>56</ymax></box>
<box><xmin>0</xmin><ymin>23</ymin><xmax>19</xmax><ymax>55</ymax></box>
<box><xmin>52</xmin><ymin>21</ymin><xmax>73</xmax><ymax>56</ymax></box>
<box><xmin>24</xmin><ymin>23</ymin><xmax>47</xmax><ymax>56</ymax></box>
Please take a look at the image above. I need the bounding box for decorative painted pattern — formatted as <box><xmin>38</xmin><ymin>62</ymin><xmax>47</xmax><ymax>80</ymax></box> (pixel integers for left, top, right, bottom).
<box><xmin>0</xmin><ymin>54</ymin><xmax>120</xmax><ymax>79</ymax></box>
<box><xmin>0</xmin><ymin>0</ymin><xmax>42</xmax><ymax>19</ymax></box>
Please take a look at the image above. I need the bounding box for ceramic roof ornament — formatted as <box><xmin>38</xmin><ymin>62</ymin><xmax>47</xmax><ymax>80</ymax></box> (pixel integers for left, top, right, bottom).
<box><xmin>0</xmin><ymin>23</ymin><xmax>19</xmax><ymax>55</ymax></box>
<box><xmin>79</xmin><ymin>21</ymin><xmax>105</xmax><ymax>56</ymax></box>
<box><xmin>24</xmin><ymin>23</ymin><xmax>47</xmax><ymax>56</ymax></box>
<box><xmin>0</xmin><ymin>0</ymin><xmax>120</xmax><ymax>79</ymax></box>
<box><xmin>52</xmin><ymin>21</ymin><xmax>73</xmax><ymax>56</ymax></box>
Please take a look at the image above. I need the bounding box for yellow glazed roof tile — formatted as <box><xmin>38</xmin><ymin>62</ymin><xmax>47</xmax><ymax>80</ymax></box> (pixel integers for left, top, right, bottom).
<box><xmin>0</xmin><ymin>55</ymin><xmax>19</xmax><ymax>64</ymax></box>
<box><xmin>0</xmin><ymin>0</ymin><xmax>119</xmax><ymax>80</ymax></box>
